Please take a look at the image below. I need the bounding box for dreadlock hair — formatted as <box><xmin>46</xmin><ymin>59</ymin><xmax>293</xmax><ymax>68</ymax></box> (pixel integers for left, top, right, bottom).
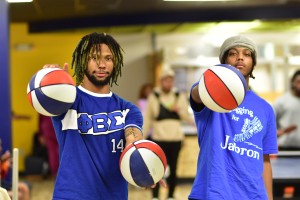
<box><xmin>71</xmin><ymin>32</ymin><xmax>124</xmax><ymax>86</ymax></box>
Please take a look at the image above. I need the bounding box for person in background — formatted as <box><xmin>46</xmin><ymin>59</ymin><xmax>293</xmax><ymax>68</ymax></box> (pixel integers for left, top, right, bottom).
<box><xmin>32</xmin><ymin>131</ymin><xmax>48</xmax><ymax>161</ymax></box>
<box><xmin>273</xmin><ymin>69</ymin><xmax>300</xmax><ymax>150</ymax></box>
<box><xmin>137</xmin><ymin>83</ymin><xmax>153</xmax><ymax>115</ymax></box>
<box><xmin>189</xmin><ymin>35</ymin><xmax>278</xmax><ymax>200</ymax></box>
<box><xmin>39</xmin><ymin>114</ymin><xmax>59</xmax><ymax>177</ymax></box>
<box><xmin>0</xmin><ymin>138</ymin><xmax>30</xmax><ymax>200</ymax></box>
<box><xmin>136</xmin><ymin>83</ymin><xmax>154</xmax><ymax>139</ymax></box>
<box><xmin>29</xmin><ymin>131</ymin><xmax>49</xmax><ymax>177</ymax></box>
<box><xmin>41</xmin><ymin>32</ymin><xmax>164</xmax><ymax>200</ymax></box>
<box><xmin>143</xmin><ymin>68</ymin><xmax>192</xmax><ymax>200</ymax></box>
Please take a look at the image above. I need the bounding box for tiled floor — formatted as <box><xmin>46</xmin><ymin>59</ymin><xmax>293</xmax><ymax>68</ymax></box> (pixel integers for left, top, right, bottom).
<box><xmin>26</xmin><ymin>177</ymin><xmax>300</xmax><ymax>200</ymax></box>
<box><xmin>29</xmin><ymin>178</ymin><xmax>193</xmax><ymax>200</ymax></box>
<box><xmin>28</xmin><ymin>136</ymin><xmax>198</xmax><ymax>200</ymax></box>
<box><xmin>21</xmin><ymin>136</ymin><xmax>299</xmax><ymax>199</ymax></box>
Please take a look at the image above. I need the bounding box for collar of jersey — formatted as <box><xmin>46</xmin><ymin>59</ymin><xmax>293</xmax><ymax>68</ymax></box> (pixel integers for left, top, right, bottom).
<box><xmin>78</xmin><ymin>85</ymin><xmax>112</xmax><ymax>97</ymax></box>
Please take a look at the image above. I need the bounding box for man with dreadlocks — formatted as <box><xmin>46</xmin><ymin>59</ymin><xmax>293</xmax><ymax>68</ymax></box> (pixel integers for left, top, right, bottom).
<box><xmin>42</xmin><ymin>32</ymin><xmax>152</xmax><ymax>200</ymax></box>
<box><xmin>188</xmin><ymin>35</ymin><xmax>278</xmax><ymax>200</ymax></box>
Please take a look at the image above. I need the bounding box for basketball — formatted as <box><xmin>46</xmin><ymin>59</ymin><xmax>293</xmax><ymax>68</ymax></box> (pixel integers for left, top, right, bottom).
<box><xmin>198</xmin><ymin>64</ymin><xmax>247</xmax><ymax>113</ymax></box>
<box><xmin>27</xmin><ymin>68</ymin><xmax>76</xmax><ymax>116</ymax></box>
<box><xmin>119</xmin><ymin>140</ymin><xmax>167</xmax><ymax>188</ymax></box>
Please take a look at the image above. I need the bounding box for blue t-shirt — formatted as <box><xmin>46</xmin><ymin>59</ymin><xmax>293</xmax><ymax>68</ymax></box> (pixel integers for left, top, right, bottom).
<box><xmin>51</xmin><ymin>86</ymin><xmax>143</xmax><ymax>200</ymax></box>
<box><xmin>189</xmin><ymin>85</ymin><xmax>278</xmax><ymax>200</ymax></box>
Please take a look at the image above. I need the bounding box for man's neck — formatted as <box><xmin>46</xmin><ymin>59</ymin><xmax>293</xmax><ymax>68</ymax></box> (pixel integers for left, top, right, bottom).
<box><xmin>81</xmin><ymin>82</ymin><xmax>110</xmax><ymax>94</ymax></box>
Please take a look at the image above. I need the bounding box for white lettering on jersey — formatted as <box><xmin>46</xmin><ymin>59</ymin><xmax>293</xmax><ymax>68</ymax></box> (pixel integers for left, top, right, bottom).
<box><xmin>221</xmin><ymin>135</ymin><xmax>260</xmax><ymax>160</ymax></box>
<box><xmin>233</xmin><ymin>116</ymin><xmax>263</xmax><ymax>142</ymax></box>
<box><xmin>62</xmin><ymin>109</ymin><xmax>78</xmax><ymax>130</ymax></box>
<box><xmin>233</xmin><ymin>107</ymin><xmax>254</xmax><ymax>118</ymax></box>
<box><xmin>61</xmin><ymin>109</ymin><xmax>130</xmax><ymax>135</ymax></box>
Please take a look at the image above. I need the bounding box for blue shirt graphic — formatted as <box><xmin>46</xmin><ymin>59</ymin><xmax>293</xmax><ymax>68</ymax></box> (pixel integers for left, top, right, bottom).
<box><xmin>51</xmin><ymin>86</ymin><xmax>143</xmax><ymax>200</ymax></box>
<box><xmin>189</xmin><ymin>87</ymin><xmax>278</xmax><ymax>200</ymax></box>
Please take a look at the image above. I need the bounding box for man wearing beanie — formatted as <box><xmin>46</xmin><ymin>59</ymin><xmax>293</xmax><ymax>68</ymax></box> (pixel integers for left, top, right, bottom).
<box><xmin>188</xmin><ymin>35</ymin><xmax>278</xmax><ymax>200</ymax></box>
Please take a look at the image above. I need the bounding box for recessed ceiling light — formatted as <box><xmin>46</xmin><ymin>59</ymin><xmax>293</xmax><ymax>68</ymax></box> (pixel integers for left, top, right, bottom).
<box><xmin>6</xmin><ymin>0</ymin><xmax>33</xmax><ymax>3</ymax></box>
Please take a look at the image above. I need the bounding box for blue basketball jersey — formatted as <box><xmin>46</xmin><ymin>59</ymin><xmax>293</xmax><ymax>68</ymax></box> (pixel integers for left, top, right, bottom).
<box><xmin>51</xmin><ymin>86</ymin><xmax>143</xmax><ymax>200</ymax></box>
<box><xmin>189</xmin><ymin>87</ymin><xmax>278</xmax><ymax>200</ymax></box>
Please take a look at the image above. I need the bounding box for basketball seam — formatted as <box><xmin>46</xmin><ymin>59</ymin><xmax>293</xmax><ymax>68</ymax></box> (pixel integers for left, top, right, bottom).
<box><xmin>132</xmin><ymin>143</ymin><xmax>156</xmax><ymax>186</ymax></box>
<box><xmin>133</xmin><ymin>141</ymin><xmax>167</xmax><ymax>169</ymax></box>
<box><xmin>205</xmin><ymin>69</ymin><xmax>239</xmax><ymax>110</ymax></box>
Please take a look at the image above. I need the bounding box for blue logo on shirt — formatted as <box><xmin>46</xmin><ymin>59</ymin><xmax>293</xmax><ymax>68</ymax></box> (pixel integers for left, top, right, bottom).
<box><xmin>77</xmin><ymin>110</ymin><xmax>129</xmax><ymax>135</ymax></box>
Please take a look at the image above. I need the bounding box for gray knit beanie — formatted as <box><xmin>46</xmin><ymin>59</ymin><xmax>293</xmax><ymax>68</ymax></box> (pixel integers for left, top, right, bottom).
<box><xmin>219</xmin><ymin>35</ymin><xmax>257</xmax><ymax>66</ymax></box>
